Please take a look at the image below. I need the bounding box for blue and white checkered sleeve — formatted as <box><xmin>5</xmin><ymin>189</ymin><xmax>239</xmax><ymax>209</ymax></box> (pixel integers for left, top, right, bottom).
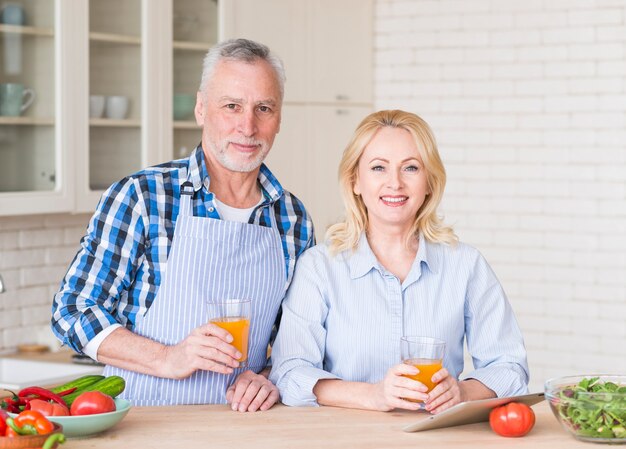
<box><xmin>51</xmin><ymin>177</ymin><xmax>147</xmax><ymax>353</ymax></box>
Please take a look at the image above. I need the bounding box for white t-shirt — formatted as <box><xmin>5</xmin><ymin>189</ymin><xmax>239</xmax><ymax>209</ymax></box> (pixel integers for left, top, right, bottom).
<box><xmin>214</xmin><ymin>196</ymin><xmax>263</xmax><ymax>223</ymax></box>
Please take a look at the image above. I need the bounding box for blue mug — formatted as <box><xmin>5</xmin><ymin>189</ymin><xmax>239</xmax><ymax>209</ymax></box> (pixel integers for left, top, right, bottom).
<box><xmin>0</xmin><ymin>3</ymin><xmax>26</xmax><ymax>25</ymax></box>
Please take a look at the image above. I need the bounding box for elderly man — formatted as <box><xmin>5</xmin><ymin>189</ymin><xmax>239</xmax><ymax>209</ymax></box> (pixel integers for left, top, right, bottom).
<box><xmin>51</xmin><ymin>39</ymin><xmax>314</xmax><ymax>411</ymax></box>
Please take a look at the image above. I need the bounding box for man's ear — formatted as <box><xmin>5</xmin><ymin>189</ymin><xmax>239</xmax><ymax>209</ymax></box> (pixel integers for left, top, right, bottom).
<box><xmin>194</xmin><ymin>91</ymin><xmax>204</xmax><ymax>126</ymax></box>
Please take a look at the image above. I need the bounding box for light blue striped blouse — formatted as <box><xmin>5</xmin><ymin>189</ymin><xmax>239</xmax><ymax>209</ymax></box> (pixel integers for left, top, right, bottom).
<box><xmin>269</xmin><ymin>233</ymin><xmax>529</xmax><ymax>407</ymax></box>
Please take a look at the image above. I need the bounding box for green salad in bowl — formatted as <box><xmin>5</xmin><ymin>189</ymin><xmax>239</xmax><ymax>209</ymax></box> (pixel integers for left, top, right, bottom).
<box><xmin>545</xmin><ymin>375</ymin><xmax>626</xmax><ymax>443</ymax></box>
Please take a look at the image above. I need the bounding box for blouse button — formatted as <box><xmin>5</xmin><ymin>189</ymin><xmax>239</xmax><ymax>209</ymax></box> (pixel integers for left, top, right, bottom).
<box><xmin>208</xmin><ymin>207</ymin><xmax>214</xmax><ymax>212</ymax></box>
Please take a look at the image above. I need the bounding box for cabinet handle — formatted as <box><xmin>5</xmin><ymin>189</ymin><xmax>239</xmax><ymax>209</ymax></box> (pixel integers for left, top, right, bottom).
<box><xmin>336</xmin><ymin>109</ymin><xmax>350</xmax><ymax>116</ymax></box>
<box><xmin>335</xmin><ymin>94</ymin><xmax>349</xmax><ymax>101</ymax></box>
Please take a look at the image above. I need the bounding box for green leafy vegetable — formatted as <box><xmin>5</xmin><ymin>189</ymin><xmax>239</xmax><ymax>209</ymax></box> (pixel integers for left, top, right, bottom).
<box><xmin>557</xmin><ymin>377</ymin><xmax>626</xmax><ymax>439</ymax></box>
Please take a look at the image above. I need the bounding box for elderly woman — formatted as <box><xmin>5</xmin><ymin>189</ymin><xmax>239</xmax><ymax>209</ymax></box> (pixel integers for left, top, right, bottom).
<box><xmin>269</xmin><ymin>110</ymin><xmax>529</xmax><ymax>414</ymax></box>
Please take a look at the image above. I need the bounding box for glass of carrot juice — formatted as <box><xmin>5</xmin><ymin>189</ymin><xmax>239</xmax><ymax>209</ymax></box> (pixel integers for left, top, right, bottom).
<box><xmin>208</xmin><ymin>299</ymin><xmax>251</xmax><ymax>368</ymax></box>
<box><xmin>400</xmin><ymin>336</ymin><xmax>446</xmax><ymax>396</ymax></box>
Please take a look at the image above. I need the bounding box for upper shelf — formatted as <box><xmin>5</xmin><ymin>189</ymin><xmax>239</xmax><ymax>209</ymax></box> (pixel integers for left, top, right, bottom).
<box><xmin>0</xmin><ymin>24</ymin><xmax>53</xmax><ymax>37</ymax></box>
<box><xmin>173</xmin><ymin>40</ymin><xmax>213</xmax><ymax>51</ymax></box>
<box><xmin>0</xmin><ymin>24</ymin><xmax>214</xmax><ymax>51</ymax></box>
<box><xmin>89</xmin><ymin>31</ymin><xmax>141</xmax><ymax>45</ymax></box>
<box><xmin>0</xmin><ymin>117</ymin><xmax>54</xmax><ymax>126</ymax></box>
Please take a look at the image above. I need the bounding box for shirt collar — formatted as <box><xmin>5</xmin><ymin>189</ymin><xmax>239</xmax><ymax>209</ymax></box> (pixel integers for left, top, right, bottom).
<box><xmin>346</xmin><ymin>232</ymin><xmax>441</xmax><ymax>281</ymax></box>
<box><xmin>187</xmin><ymin>145</ymin><xmax>284</xmax><ymax>202</ymax></box>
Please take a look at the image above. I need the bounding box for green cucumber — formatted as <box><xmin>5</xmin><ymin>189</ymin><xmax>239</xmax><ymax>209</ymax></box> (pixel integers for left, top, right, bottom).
<box><xmin>62</xmin><ymin>375</ymin><xmax>126</xmax><ymax>407</ymax></box>
<box><xmin>50</xmin><ymin>374</ymin><xmax>105</xmax><ymax>394</ymax></box>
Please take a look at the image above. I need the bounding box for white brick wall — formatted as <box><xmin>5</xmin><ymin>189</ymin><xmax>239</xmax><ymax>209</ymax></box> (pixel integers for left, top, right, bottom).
<box><xmin>0</xmin><ymin>213</ymin><xmax>91</xmax><ymax>353</ymax></box>
<box><xmin>376</xmin><ymin>0</ymin><xmax>626</xmax><ymax>391</ymax></box>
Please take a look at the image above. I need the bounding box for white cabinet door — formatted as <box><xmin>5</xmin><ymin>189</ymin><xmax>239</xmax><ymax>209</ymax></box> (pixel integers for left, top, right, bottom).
<box><xmin>221</xmin><ymin>0</ymin><xmax>372</xmax><ymax>104</ymax></box>
<box><xmin>0</xmin><ymin>0</ymin><xmax>75</xmax><ymax>216</ymax></box>
<box><xmin>263</xmin><ymin>104</ymin><xmax>308</xmax><ymax>202</ymax></box>
<box><xmin>220</xmin><ymin>0</ymin><xmax>308</xmax><ymax>103</ymax></box>
<box><xmin>308</xmin><ymin>0</ymin><xmax>373</xmax><ymax>104</ymax></box>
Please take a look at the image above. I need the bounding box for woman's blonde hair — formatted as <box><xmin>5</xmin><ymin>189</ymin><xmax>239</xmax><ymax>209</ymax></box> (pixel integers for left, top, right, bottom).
<box><xmin>326</xmin><ymin>109</ymin><xmax>457</xmax><ymax>254</ymax></box>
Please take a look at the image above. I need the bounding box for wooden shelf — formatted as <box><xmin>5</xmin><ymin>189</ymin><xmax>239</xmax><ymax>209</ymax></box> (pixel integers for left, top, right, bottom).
<box><xmin>0</xmin><ymin>24</ymin><xmax>54</xmax><ymax>37</ymax></box>
<box><xmin>173</xmin><ymin>40</ymin><xmax>213</xmax><ymax>51</ymax></box>
<box><xmin>90</xmin><ymin>118</ymin><xmax>141</xmax><ymax>127</ymax></box>
<box><xmin>174</xmin><ymin>121</ymin><xmax>200</xmax><ymax>129</ymax></box>
<box><xmin>89</xmin><ymin>31</ymin><xmax>141</xmax><ymax>45</ymax></box>
<box><xmin>0</xmin><ymin>116</ymin><xmax>54</xmax><ymax>126</ymax></box>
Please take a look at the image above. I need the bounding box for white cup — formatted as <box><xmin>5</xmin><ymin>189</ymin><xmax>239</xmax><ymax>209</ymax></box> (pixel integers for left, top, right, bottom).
<box><xmin>105</xmin><ymin>95</ymin><xmax>129</xmax><ymax>119</ymax></box>
<box><xmin>89</xmin><ymin>95</ymin><xmax>105</xmax><ymax>118</ymax></box>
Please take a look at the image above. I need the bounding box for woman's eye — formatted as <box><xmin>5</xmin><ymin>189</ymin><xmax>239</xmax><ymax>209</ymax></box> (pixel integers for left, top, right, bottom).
<box><xmin>371</xmin><ymin>165</ymin><xmax>384</xmax><ymax>172</ymax></box>
<box><xmin>405</xmin><ymin>165</ymin><xmax>419</xmax><ymax>172</ymax></box>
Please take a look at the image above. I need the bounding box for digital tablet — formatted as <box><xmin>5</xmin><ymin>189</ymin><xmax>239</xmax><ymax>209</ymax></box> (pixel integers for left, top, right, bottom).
<box><xmin>402</xmin><ymin>392</ymin><xmax>545</xmax><ymax>432</ymax></box>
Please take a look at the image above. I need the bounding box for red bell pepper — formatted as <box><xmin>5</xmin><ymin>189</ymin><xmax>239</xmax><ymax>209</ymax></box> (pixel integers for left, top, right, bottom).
<box><xmin>12</xmin><ymin>410</ymin><xmax>54</xmax><ymax>435</ymax></box>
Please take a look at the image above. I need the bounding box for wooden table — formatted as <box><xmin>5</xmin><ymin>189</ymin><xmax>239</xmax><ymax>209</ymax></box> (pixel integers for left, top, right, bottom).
<box><xmin>64</xmin><ymin>400</ymin><xmax>589</xmax><ymax>448</ymax></box>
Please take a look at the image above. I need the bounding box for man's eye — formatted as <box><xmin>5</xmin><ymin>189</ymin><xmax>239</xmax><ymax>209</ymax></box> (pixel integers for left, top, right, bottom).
<box><xmin>225</xmin><ymin>104</ymin><xmax>238</xmax><ymax>110</ymax></box>
<box><xmin>258</xmin><ymin>105</ymin><xmax>271</xmax><ymax>113</ymax></box>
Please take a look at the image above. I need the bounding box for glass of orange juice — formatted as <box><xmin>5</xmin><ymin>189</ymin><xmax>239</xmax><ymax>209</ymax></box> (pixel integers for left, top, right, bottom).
<box><xmin>401</xmin><ymin>336</ymin><xmax>446</xmax><ymax>396</ymax></box>
<box><xmin>207</xmin><ymin>299</ymin><xmax>251</xmax><ymax>368</ymax></box>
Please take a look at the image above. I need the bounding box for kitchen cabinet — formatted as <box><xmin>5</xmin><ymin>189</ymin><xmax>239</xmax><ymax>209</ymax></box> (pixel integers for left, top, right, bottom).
<box><xmin>0</xmin><ymin>0</ymin><xmax>74</xmax><ymax>214</ymax></box>
<box><xmin>0</xmin><ymin>0</ymin><xmax>217</xmax><ymax>216</ymax></box>
<box><xmin>222</xmin><ymin>0</ymin><xmax>373</xmax><ymax>238</ymax></box>
<box><xmin>221</xmin><ymin>0</ymin><xmax>373</xmax><ymax>104</ymax></box>
<box><xmin>0</xmin><ymin>0</ymin><xmax>373</xmax><ymax>223</ymax></box>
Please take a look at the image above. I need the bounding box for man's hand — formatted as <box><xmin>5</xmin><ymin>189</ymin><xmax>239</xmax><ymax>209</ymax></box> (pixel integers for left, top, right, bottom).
<box><xmin>160</xmin><ymin>323</ymin><xmax>242</xmax><ymax>379</ymax></box>
<box><xmin>225</xmin><ymin>370</ymin><xmax>279</xmax><ymax>412</ymax></box>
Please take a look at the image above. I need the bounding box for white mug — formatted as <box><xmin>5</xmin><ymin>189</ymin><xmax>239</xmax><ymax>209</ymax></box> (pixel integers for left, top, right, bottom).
<box><xmin>89</xmin><ymin>95</ymin><xmax>105</xmax><ymax>118</ymax></box>
<box><xmin>105</xmin><ymin>95</ymin><xmax>129</xmax><ymax>119</ymax></box>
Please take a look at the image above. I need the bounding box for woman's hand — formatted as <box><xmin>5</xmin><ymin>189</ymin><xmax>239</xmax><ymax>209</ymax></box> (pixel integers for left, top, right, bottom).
<box><xmin>426</xmin><ymin>372</ymin><xmax>496</xmax><ymax>414</ymax></box>
<box><xmin>371</xmin><ymin>363</ymin><xmax>430</xmax><ymax>411</ymax></box>
<box><xmin>423</xmin><ymin>368</ymin><xmax>465</xmax><ymax>414</ymax></box>
<box><xmin>226</xmin><ymin>370</ymin><xmax>279</xmax><ymax>412</ymax></box>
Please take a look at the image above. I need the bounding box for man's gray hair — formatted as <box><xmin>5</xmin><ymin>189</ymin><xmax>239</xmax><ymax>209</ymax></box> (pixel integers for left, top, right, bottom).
<box><xmin>199</xmin><ymin>38</ymin><xmax>286</xmax><ymax>99</ymax></box>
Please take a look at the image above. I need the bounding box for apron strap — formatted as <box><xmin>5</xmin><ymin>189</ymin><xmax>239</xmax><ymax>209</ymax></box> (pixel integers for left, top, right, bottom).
<box><xmin>180</xmin><ymin>181</ymin><xmax>194</xmax><ymax>217</ymax></box>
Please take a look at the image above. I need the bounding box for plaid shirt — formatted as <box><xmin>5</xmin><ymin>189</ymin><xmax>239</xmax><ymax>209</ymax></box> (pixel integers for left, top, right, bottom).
<box><xmin>52</xmin><ymin>146</ymin><xmax>315</xmax><ymax>353</ymax></box>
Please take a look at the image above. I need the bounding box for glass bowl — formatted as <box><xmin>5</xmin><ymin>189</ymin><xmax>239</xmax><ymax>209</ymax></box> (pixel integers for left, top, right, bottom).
<box><xmin>545</xmin><ymin>375</ymin><xmax>626</xmax><ymax>444</ymax></box>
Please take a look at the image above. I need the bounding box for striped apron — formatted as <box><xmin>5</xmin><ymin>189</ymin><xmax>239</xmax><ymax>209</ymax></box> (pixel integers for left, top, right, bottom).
<box><xmin>103</xmin><ymin>181</ymin><xmax>286</xmax><ymax>406</ymax></box>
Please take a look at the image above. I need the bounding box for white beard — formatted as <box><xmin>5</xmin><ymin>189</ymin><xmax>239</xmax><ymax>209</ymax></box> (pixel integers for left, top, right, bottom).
<box><xmin>207</xmin><ymin>139</ymin><xmax>270</xmax><ymax>172</ymax></box>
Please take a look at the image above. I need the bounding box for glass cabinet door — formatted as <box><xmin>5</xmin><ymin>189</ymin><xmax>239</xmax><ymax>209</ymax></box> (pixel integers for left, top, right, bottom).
<box><xmin>172</xmin><ymin>0</ymin><xmax>217</xmax><ymax>160</ymax></box>
<box><xmin>0</xmin><ymin>0</ymin><xmax>56</xmax><ymax>193</ymax></box>
<box><xmin>88</xmin><ymin>0</ymin><xmax>142</xmax><ymax>190</ymax></box>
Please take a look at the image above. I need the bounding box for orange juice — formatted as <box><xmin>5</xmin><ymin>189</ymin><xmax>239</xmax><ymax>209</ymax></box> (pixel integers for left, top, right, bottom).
<box><xmin>210</xmin><ymin>316</ymin><xmax>250</xmax><ymax>362</ymax></box>
<box><xmin>403</xmin><ymin>358</ymin><xmax>443</xmax><ymax>392</ymax></box>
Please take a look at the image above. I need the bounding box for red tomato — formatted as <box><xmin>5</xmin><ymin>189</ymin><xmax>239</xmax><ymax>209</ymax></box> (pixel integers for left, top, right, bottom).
<box><xmin>70</xmin><ymin>391</ymin><xmax>116</xmax><ymax>416</ymax></box>
<box><xmin>489</xmin><ymin>402</ymin><xmax>536</xmax><ymax>437</ymax></box>
<box><xmin>28</xmin><ymin>399</ymin><xmax>70</xmax><ymax>416</ymax></box>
